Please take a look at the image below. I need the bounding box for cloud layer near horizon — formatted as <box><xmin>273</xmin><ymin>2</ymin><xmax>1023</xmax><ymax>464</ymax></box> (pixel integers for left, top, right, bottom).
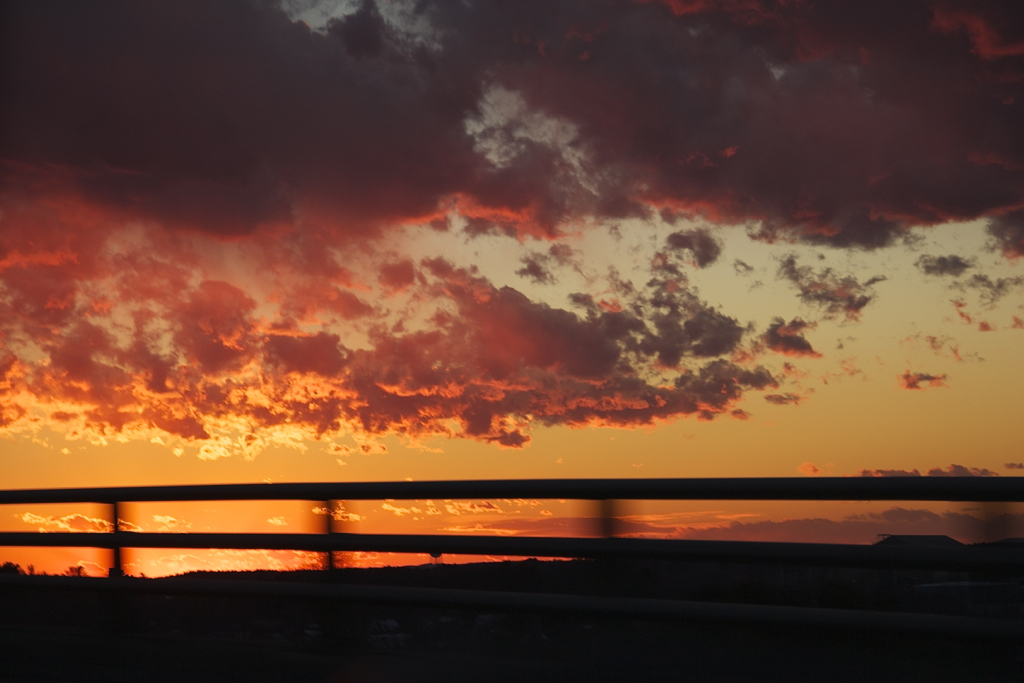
<box><xmin>1</xmin><ymin>0</ymin><xmax>1023</xmax><ymax>453</ymax></box>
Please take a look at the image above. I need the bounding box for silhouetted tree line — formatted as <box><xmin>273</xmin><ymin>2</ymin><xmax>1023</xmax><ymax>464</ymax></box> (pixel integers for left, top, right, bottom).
<box><xmin>1</xmin><ymin>561</ymin><xmax>85</xmax><ymax>576</ymax></box>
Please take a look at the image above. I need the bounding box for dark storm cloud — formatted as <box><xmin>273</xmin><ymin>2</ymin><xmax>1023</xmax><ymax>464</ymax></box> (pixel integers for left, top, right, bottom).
<box><xmin>0</xmin><ymin>0</ymin><xmax>482</xmax><ymax>237</ymax></box>
<box><xmin>988</xmin><ymin>209</ymin><xmax>1024</xmax><ymax>257</ymax></box>
<box><xmin>329</xmin><ymin>0</ymin><xmax>387</xmax><ymax>59</ymax></box>
<box><xmin>915</xmin><ymin>254</ymin><xmax>975</xmax><ymax>277</ymax></box>
<box><xmin>2</xmin><ymin>0</ymin><xmax>1023</xmax><ymax>244</ymax></box>
<box><xmin>436</xmin><ymin>0</ymin><xmax>1024</xmax><ymax>248</ymax></box>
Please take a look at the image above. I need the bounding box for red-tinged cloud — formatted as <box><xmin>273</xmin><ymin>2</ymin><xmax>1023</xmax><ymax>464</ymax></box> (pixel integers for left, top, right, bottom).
<box><xmin>1</xmin><ymin>0</ymin><xmax>1022</xmax><ymax>247</ymax></box>
<box><xmin>761</xmin><ymin>317</ymin><xmax>821</xmax><ymax>357</ymax></box>
<box><xmin>901</xmin><ymin>333</ymin><xmax>974</xmax><ymax>362</ymax></box>
<box><xmin>797</xmin><ymin>462</ymin><xmax>821</xmax><ymax>476</ymax></box>
<box><xmin>378</xmin><ymin>260</ymin><xmax>418</xmax><ymax>294</ymax></box>
<box><xmin>931</xmin><ymin>5</ymin><xmax>1024</xmax><ymax>59</ymax></box>
<box><xmin>175</xmin><ymin>281</ymin><xmax>259</xmax><ymax>375</ymax></box>
<box><xmin>3</xmin><ymin>0</ymin><xmax>1023</xmax><ymax>456</ymax></box>
<box><xmin>0</xmin><ymin>248</ymin><xmax>779</xmax><ymax>450</ymax></box>
<box><xmin>899</xmin><ymin>371</ymin><xmax>948</xmax><ymax>389</ymax></box>
<box><xmin>951</xmin><ymin>299</ymin><xmax>974</xmax><ymax>324</ymax></box>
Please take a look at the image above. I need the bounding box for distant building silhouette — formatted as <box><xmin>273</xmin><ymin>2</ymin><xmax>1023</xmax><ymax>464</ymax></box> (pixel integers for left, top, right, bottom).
<box><xmin>874</xmin><ymin>535</ymin><xmax>963</xmax><ymax>547</ymax></box>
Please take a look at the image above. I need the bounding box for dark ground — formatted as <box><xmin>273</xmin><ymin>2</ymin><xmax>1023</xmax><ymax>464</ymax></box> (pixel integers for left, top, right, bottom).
<box><xmin>1</xmin><ymin>559</ymin><xmax>1022</xmax><ymax>682</ymax></box>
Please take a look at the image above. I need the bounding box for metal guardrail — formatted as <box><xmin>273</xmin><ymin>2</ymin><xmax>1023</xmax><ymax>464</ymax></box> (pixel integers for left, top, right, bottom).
<box><xmin>3</xmin><ymin>477</ymin><xmax>1023</xmax><ymax>570</ymax></box>
<box><xmin>1</xmin><ymin>477</ymin><xmax>1022</xmax><ymax>638</ymax></box>
<box><xmin>2</xmin><ymin>477</ymin><xmax>1023</xmax><ymax>573</ymax></box>
<box><xmin>2</xmin><ymin>476</ymin><xmax>1023</xmax><ymax>504</ymax></box>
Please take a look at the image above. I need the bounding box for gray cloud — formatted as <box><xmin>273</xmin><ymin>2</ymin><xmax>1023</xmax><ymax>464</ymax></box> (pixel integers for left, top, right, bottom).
<box><xmin>988</xmin><ymin>209</ymin><xmax>1024</xmax><ymax>258</ymax></box>
<box><xmin>664</xmin><ymin>229</ymin><xmax>722</xmax><ymax>268</ymax></box>
<box><xmin>926</xmin><ymin>464</ymin><xmax>1000</xmax><ymax>477</ymax></box>
<box><xmin>778</xmin><ymin>255</ymin><xmax>884</xmax><ymax>321</ymax></box>
<box><xmin>859</xmin><ymin>464</ymin><xmax>999</xmax><ymax>477</ymax></box>
<box><xmin>733</xmin><ymin>259</ymin><xmax>755</xmax><ymax>275</ymax></box>
<box><xmin>957</xmin><ymin>273</ymin><xmax>1024</xmax><ymax>306</ymax></box>
<box><xmin>515</xmin><ymin>244</ymin><xmax>581</xmax><ymax>284</ymax></box>
<box><xmin>764</xmin><ymin>393</ymin><xmax>801</xmax><ymax>405</ymax></box>
<box><xmin>761</xmin><ymin>318</ymin><xmax>821</xmax><ymax>358</ymax></box>
<box><xmin>915</xmin><ymin>254</ymin><xmax>974</xmax><ymax>277</ymax></box>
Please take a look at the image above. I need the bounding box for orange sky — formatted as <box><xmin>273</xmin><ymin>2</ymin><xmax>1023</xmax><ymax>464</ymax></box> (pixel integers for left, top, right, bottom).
<box><xmin>2</xmin><ymin>0</ymin><xmax>1024</xmax><ymax>575</ymax></box>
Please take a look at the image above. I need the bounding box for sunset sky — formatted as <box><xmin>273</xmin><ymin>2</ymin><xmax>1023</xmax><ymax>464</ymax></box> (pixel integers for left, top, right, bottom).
<box><xmin>2</xmin><ymin>0</ymin><xmax>1024</xmax><ymax>575</ymax></box>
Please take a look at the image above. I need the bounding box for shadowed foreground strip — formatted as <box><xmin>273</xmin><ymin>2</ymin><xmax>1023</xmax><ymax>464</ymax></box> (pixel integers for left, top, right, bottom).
<box><xmin>1</xmin><ymin>565</ymin><xmax>1022</xmax><ymax>683</ymax></box>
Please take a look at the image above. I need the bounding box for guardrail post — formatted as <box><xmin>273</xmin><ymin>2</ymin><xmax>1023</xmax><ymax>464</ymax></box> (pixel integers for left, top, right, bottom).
<box><xmin>322</xmin><ymin>500</ymin><xmax>334</xmax><ymax>571</ymax></box>
<box><xmin>109</xmin><ymin>501</ymin><xmax>123</xmax><ymax>578</ymax></box>
<box><xmin>596</xmin><ymin>499</ymin><xmax>619</xmax><ymax>538</ymax></box>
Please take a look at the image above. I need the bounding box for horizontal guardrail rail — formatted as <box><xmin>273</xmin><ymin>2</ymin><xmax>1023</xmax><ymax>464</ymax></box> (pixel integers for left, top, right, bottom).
<box><xmin>2</xmin><ymin>476</ymin><xmax>1024</xmax><ymax>504</ymax></box>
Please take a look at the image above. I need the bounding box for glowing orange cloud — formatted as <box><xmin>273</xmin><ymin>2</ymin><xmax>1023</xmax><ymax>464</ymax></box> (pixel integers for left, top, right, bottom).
<box><xmin>0</xmin><ymin>212</ymin><xmax>781</xmax><ymax>451</ymax></box>
<box><xmin>898</xmin><ymin>371</ymin><xmax>948</xmax><ymax>390</ymax></box>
